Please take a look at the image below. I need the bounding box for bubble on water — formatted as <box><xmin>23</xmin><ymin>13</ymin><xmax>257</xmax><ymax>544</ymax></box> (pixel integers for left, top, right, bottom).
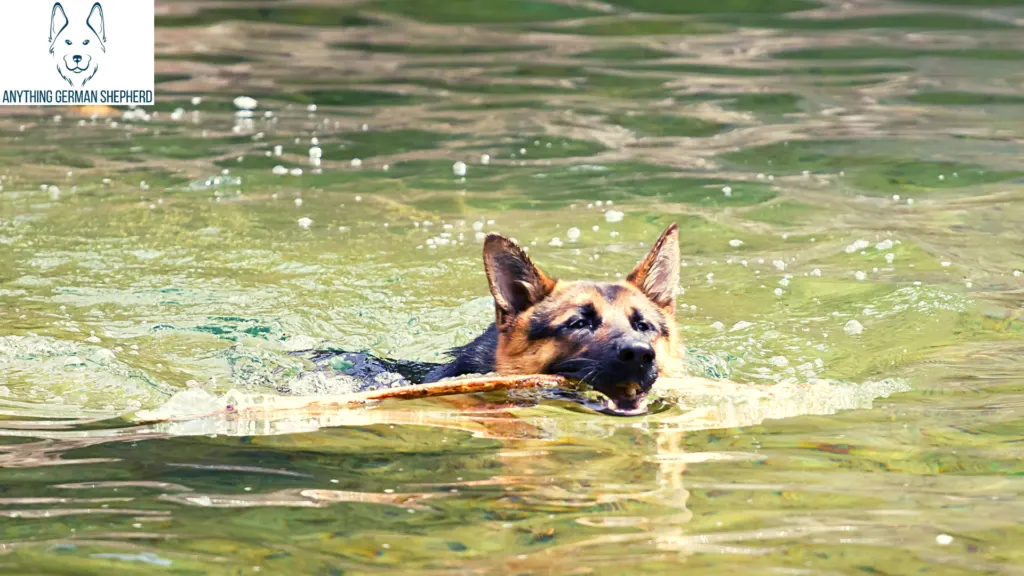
<box><xmin>297</xmin><ymin>217</ymin><xmax>312</xmax><ymax>230</ymax></box>
<box><xmin>191</xmin><ymin>96</ymin><xmax>202</xmax><ymax>106</ymax></box>
<box><xmin>729</xmin><ymin>239</ymin><xmax>743</xmax><ymax>248</ymax></box>
<box><xmin>845</xmin><ymin>239</ymin><xmax>870</xmax><ymax>253</ymax></box>
<box><xmin>519</xmin><ymin>148</ymin><xmax>527</xmax><ymax>155</ymax></box>
<box><xmin>885</xmin><ymin>253</ymin><xmax>895</xmax><ymax>264</ymax></box>
<box><xmin>844</xmin><ymin>320</ymin><xmax>864</xmax><ymax>335</ymax></box>
<box><xmin>769</xmin><ymin>356</ymin><xmax>789</xmax><ymax>367</ymax></box>
<box><xmin>935</xmin><ymin>534</ymin><xmax>953</xmax><ymax>546</ymax></box>
<box><xmin>355</xmin><ymin>196</ymin><xmax>362</xmax><ymax>202</ymax></box>
<box><xmin>84</xmin><ymin>335</ymin><xmax>101</xmax><ymax>343</ymax></box>
<box><xmin>722</xmin><ymin>186</ymin><xmax>732</xmax><ymax>196</ymax></box>
<box><xmin>938</xmin><ymin>174</ymin><xmax>945</xmax><ymax>181</ymax></box>
<box><xmin>1014</xmin><ymin>270</ymin><xmax>1022</xmax><ymax>277</ymax></box>
<box><xmin>730</xmin><ymin>321</ymin><xmax>753</xmax><ymax>332</ymax></box>
<box><xmin>309</xmin><ymin>146</ymin><xmax>322</xmax><ymax>160</ymax></box>
<box><xmin>548</xmin><ymin>237</ymin><xmax>563</xmax><ymax>247</ymax></box>
<box><xmin>480</xmin><ymin>154</ymin><xmax>491</xmax><ymax>165</ymax></box>
<box><xmin>875</xmin><ymin>239</ymin><xmax>894</xmax><ymax>251</ymax></box>
<box><xmin>351</xmin><ymin>158</ymin><xmax>362</xmax><ymax>168</ymax></box>
<box><xmin>773</xmin><ymin>288</ymin><xmax>783</xmax><ymax>296</ymax></box>
<box><xmin>48</xmin><ymin>186</ymin><xmax>60</xmax><ymax>201</ymax></box>
<box><xmin>272</xmin><ymin>165</ymin><xmax>287</xmax><ymax>176</ymax></box>
<box><xmin>756</xmin><ymin>173</ymin><xmax>765</xmax><ymax>180</ymax></box>
<box><xmin>170</xmin><ymin>108</ymin><xmax>185</xmax><ymax>121</ymax></box>
<box><xmin>274</xmin><ymin>145</ymin><xmax>283</xmax><ymax>157</ymax></box>
<box><xmin>289</xmin><ymin>168</ymin><xmax>303</xmax><ymax>176</ymax></box>
<box><xmin>382</xmin><ymin>164</ymin><xmax>390</xmax><ymax>172</ymax></box>
<box><xmin>306</xmin><ymin>104</ymin><xmax>317</xmax><ymax>113</ymax></box>
<box><xmin>941</xmin><ymin>261</ymin><xmax>951</xmax><ymax>268</ymax></box>
<box><xmin>475</xmin><ymin>231</ymin><xmax>486</xmax><ymax>242</ymax></box>
<box><xmin>361</xmin><ymin>123</ymin><xmax>369</xmax><ymax>132</ymax></box>
<box><xmin>294</xmin><ymin>198</ymin><xmax>303</xmax><ymax>207</ymax></box>
<box><xmin>907</xmin><ymin>198</ymin><xmax>914</xmax><ymax>205</ymax></box>
<box><xmin>472</xmin><ymin>221</ymin><xmax>484</xmax><ymax>232</ymax></box>
<box><xmin>772</xmin><ymin>260</ymin><xmax>786</xmax><ymax>271</ymax></box>
<box><xmin>855</xmin><ymin>271</ymin><xmax>867</xmax><ymax>281</ymax></box>
<box><xmin>604</xmin><ymin>210</ymin><xmax>624</xmax><ymax>223</ymax></box>
<box><xmin>892</xmin><ymin>194</ymin><xmax>900</xmax><ymax>201</ymax></box>
<box><xmin>710</xmin><ymin>321</ymin><xmax>725</xmax><ymax>330</ymax></box>
<box><xmin>566</xmin><ymin>227</ymin><xmax>581</xmax><ymax>242</ymax></box>
<box><xmin>452</xmin><ymin>161</ymin><xmax>467</xmax><ymax>177</ymax></box>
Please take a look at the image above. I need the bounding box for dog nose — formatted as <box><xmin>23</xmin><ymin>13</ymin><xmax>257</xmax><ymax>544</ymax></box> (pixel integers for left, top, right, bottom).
<box><xmin>617</xmin><ymin>342</ymin><xmax>655</xmax><ymax>366</ymax></box>
<box><xmin>73</xmin><ymin>55</ymin><xmax>81</xmax><ymax>62</ymax></box>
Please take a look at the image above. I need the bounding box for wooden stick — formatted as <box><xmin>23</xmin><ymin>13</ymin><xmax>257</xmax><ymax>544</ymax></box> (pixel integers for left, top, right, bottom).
<box><xmin>219</xmin><ymin>374</ymin><xmax>571</xmax><ymax>416</ymax></box>
<box><xmin>343</xmin><ymin>374</ymin><xmax>569</xmax><ymax>404</ymax></box>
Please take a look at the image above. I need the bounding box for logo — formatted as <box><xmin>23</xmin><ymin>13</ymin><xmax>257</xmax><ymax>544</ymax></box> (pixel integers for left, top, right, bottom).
<box><xmin>50</xmin><ymin>2</ymin><xmax>107</xmax><ymax>88</ymax></box>
<box><xmin>0</xmin><ymin>0</ymin><xmax>153</xmax><ymax>106</ymax></box>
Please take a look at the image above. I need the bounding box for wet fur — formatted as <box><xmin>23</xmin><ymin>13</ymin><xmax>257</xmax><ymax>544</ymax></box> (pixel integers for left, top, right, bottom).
<box><xmin>424</xmin><ymin>224</ymin><xmax>683</xmax><ymax>414</ymax></box>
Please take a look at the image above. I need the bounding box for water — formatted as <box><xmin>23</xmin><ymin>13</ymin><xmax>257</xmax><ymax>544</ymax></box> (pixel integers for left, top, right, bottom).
<box><xmin>1</xmin><ymin>0</ymin><xmax>1023</xmax><ymax>572</ymax></box>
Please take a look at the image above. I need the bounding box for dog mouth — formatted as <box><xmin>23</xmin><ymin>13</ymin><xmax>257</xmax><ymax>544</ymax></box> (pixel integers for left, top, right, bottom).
<box><xmin>551</xmin><ymin>360</ymin><xmax>656</xmax><ymax>417</ymax></box>
<box><xmin>595</xmin><ymin>392</ymin><xmax>650</xmax><ymax>416</ymax></box>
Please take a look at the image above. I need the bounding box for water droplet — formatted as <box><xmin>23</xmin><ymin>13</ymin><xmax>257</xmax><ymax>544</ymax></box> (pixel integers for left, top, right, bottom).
<box><xmin>604</xmin><ymin>210</ymin><xmax>624</xmax><ymax>223</ymax></box>
<box><xmin>844</xmin><ymin>320</ymin><xmax>863</xmax><ymax>335</ymax></box>
<box><xmin>233</xmin><ymin>96</ymin><xmax>258</xmax><ymax>110</ymax></box>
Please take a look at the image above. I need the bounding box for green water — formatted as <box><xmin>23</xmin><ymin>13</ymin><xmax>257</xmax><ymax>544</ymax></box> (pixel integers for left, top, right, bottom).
<box><xmin>2</xmin><ymin>0</ymin><xmax>1023</xmax><ymax>573</ymax></box>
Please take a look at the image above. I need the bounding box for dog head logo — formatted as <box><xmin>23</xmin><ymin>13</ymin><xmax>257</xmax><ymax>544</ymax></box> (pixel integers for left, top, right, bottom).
<box><xmin>483</xmin><ymin>223</ymin><xmax>683</xmax><ymax>415</ymax></box>
<box><xmin>49</xmin><ymin>2</ymin><xmax>106</xmax><ymax>87</ymax></box>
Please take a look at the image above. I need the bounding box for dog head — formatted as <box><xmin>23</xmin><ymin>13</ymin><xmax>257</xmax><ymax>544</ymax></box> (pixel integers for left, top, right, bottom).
<box><xmin>484</xmin><ymin>223</ymin><xmax>682</xmax><ymax>415</ymax></box>
<box><xmin>49</xmin><ymin>2</ymin><xmax>106</xmax><ymax>87</ymax></box>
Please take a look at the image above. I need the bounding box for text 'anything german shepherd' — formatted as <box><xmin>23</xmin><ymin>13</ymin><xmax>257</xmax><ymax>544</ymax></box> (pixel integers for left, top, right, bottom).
<box><xmin>421</xmin><ymin>223</ymin><xmax>683</xmax><ymax>415</ymax></box>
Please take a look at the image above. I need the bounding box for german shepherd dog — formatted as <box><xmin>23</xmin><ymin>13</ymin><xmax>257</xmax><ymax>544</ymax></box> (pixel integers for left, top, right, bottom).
<box><xmin>421</xmin><ymin>223</ymin><xmax>682</xmax><ymax>415</ymax></box>
<box><xmin>307</xmin><ymin>224</ymin><xmax>682</xmax><ymax>416</ymax></box>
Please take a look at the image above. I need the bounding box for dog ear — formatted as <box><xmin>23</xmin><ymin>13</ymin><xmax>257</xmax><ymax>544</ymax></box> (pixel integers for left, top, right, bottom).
<box><xmin>49</xmin><ymin>3</ymin><xmax>68</xmax><ymax>44</ymax></box>
<box><xmin>626</xmin><ymin>223</ymin><xmax>680</xmax><ymax>313</ymax></box>
<box><xmin>87</xmin><ymin>2</ymin><xmax>106</xmax><ymax>44</ymax></box>
<box><xmin>483</xmin><ymin>235</ymin><xmax>556</xmax><ymax>328</ymax></box>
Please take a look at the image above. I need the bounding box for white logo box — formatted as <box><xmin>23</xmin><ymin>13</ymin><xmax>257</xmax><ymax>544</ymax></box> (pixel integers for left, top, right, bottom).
<box><xmin>0</xmin><ymin>0</ymin><xmax>154</xmax><ymax>106</ymax></box>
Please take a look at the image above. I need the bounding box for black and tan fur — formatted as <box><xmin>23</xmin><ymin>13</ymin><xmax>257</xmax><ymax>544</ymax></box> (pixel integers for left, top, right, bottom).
<box><xmin>423</xmin><ymin>223</ymin><xmax>683</xmax><ymax>414</ymax></box>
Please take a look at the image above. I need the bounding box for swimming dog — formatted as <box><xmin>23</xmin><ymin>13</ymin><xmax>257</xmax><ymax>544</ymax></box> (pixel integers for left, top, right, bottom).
<box><xmin>49</xmin><ymin>2</ymin><xmax>106</xmax><ymax>88</ymax></box>
<box><xmin>305</xmin><ymin>223</ymin><xmax>682</xmax><ymax>416</ymax></box>
<box><xmin>421</xmin><ymin>223</ymin><xmax>683</xmax><ymax>415</ymax></box>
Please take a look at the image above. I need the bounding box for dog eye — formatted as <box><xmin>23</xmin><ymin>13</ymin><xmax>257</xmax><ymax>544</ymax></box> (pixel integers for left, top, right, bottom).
<box><xmin>634</xmin><ymin>320</ymin><xmax>652</xmax><ymax>332</ymax></box>
<box><xmin>568</xmin><ymin>318</ymin><xmax>590</xmax><ymax>330</ymax></box>
<box><xmin>65</xmin><ymin>39</ymin><xmax>72</xmax><ymax>45</ymax></box>
<box><xmin>83</xmin><ymin>40</ymin><xmax>90</xmax><ymax>45</ymax></box>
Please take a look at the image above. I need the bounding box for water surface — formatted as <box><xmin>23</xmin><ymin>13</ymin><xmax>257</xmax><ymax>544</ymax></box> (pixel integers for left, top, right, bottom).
<box><xmin>1</xmin><ymin>0</ymin><xmax>1023</xmax><ymax>573</ymax></box>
